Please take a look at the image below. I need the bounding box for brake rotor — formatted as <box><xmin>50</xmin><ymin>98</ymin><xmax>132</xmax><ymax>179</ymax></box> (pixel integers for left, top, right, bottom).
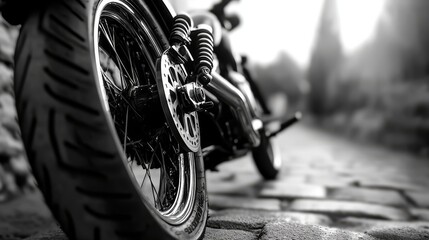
<box><xmin>156</xmin><ymin>51</ymin><xmax>200</xmax><ymax>152</ymax></box>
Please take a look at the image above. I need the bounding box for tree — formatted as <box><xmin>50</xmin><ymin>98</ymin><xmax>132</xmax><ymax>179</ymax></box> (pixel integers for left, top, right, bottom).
<box><xmin>307</xmin><ymin>0</ymin><xmax>343</xmax><ymax>115</ymax></box>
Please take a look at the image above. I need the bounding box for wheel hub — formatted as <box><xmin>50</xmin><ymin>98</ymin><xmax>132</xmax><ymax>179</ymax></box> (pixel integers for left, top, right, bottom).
<box><xmin>156</xmin><ymin>52</ymin><xmax>200</xmax><ymax>152</ymax></box>
<box><xmin>177</xmin><ymin>82</ymin><xmax>206</xmax><ymax>113</ymax></box>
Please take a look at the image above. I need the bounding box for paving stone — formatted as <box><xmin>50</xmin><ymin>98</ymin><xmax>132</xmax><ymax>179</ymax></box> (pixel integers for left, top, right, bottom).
<box><xmin>410</xmin><ymin>208</ymin><xmax>429</xmax><ymax>221</ymax></box>
<box><xmin>0</xmin><ymin>191</ymin><xmax>52</xmax><ymax>218</ymax></box>
<box><xmin>280</xmin><ymin>200</ymin><xmax>290</xmax><ymax>210</ymax></box>
<box><xmin>26</xmin><ymin>223</ymin><xmax>255</xmax><ymax>240</ymax></box>
<box><xmin>0</xmin><ymin>212</ymin><xmax>54</xmax><ymax>239</ymax></box>
<box><xmin>26</xmin><ymin>223</ymin><xmax>257</xmax><ymax>240</ymax></box>
<box><xmin>357</xmin><ymin>177</ymin><xmax>428</xmax><ymax>192</ymax></box>
<box><xmin>208</xmin><ymin>209</ymin><xmax>331</xmax><ymax>231</ymax></box>
<box><xmin>307</xmin><ymin>174</ymin><xmax>359</xmax><ymax>188</ymax></box>
<box><xmin>0</xmin><ymin>94</ymin><xmax>18</xmax><ymax>134</ymax></box>
<box><xmin>206</xmin><ymin>171</ymin><xmax>236</xmax><ymax>182</ymax></box>
<box><xmin>366</xmin><ymin>227</ymin><xmax>429</xmax><ymax>240</ymax></box>
<box><xmin>0</xmin><ymin>23</ymin><xmax>11</xmax><ymax>43</ymax></box>
<box><xmin>208</xmin><ymin>208</ymin><xmax>217</xmax><ymax>217</ymax></box>
<box><xmin>24</xmin><ymin>224</ymin><xmax>68</xmax><ymax>240</ymax></box>
<box><xmin>259</xmin><ymin>182</ymin><xmax>327</xmax><ymax>199</ymax></box>
<box><xmin>209</xmin><ymin>195</ymin><xmax>281</xmax><ymax>211</ymax></box>
<box><xmin>207</xmin><ymin>172</ymin><xmax>264</xmax><ymax>197</ymax></box>
<box><xmin>333</xmin><ymin>217</ymin><xmax>429</xmax><ymax>233</ymax></box>
<box><xmin>0</xmin><ymin>63</ymin><xmax>13</xmax><ymax>88</ymax></box>
<box><xmin>328</xmin><ymin>187</ymin><xmax>408</xmax><ymax>207</ymax></box>
<box><xmin>216</xmin><ymin>156</ymin><xmax>260</xmax><ymax>174</ymax></box>
<box><xmin>0</xmin><ymin>192</ymin><xmax>54</xmax><ymax>239</ymax></box>
<box><xmin>285</xmin><ymin>166</ymin><xmax>334</xmax><ymax>177</ymax></box>
<box><xmin>289</xmin><ymin>199</ymin><xmax>411</xmax><ymax>221</ymax></box>
<box><xmin>274</xmin><ymin>174</ymin><xmax>307</xmax><ymax>185</ymax></box>
<box><xmin>406</xmin><ymin>191</ymin><xmax>429</xmax><ymax>208</ymax></box>
<box><xmin>0</xmin><ymin>26</ymin><xmax>18</xmax><ymax>64</ymax></box>
<box><xmin>204</xmin><ymin>228</ymin><xmax>257</xmax><ymax>240</ymax></box>
<box><xmin>259</xmin><ymin>221</ymin><xmax>378</xmax><ymax>240</ymax></box>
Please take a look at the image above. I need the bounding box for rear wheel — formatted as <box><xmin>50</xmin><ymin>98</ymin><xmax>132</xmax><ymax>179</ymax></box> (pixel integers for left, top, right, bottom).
<box><xmin>14</xmin><ymin>0</ymin><xmax>207</xmax><ymax>239</ymax></box>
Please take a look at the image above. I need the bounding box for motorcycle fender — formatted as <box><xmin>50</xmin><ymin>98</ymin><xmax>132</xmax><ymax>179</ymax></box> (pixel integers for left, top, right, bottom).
<box><xmin>142</xmin><ymin>0</ymin><xmax>176</xmax><ymax>37</ymax></box>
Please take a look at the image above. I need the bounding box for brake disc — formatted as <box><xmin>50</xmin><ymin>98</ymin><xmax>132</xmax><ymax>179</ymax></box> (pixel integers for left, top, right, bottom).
<box><xmin>156</xmin><ymin>51</ymin><xmax>200</xmax><ymax>152</ymax></box>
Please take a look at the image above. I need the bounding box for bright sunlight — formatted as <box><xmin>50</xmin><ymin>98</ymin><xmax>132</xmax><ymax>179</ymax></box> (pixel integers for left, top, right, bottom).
<box><xmin>336</xmin><ymin>0</ymin><xmax>386</xmax><ymax>54</ymax></box>
<box><xmin>169</xmin><ymin>0</ymin><xmax>387</xmax><ymax>66</ymax></box>
<box><xmin>229</xmin><ymin>0</ymin><xmax>386</xmax><ymax>66</ymax></box>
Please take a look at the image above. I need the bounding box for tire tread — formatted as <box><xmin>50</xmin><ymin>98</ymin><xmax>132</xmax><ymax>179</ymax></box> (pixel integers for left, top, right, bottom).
<box><xmin>14</xmin><ymin>0</ymin><xmax>207</xmax><ymax>239</ymax></box>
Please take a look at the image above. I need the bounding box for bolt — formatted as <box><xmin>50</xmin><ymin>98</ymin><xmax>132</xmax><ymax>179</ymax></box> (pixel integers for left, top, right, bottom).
<box><xmin>193</xmin><ymin>86</ymin><xmax>206</xmax><ymax>103</ymax></box>
<box><xmin>198</xmin><ymin>101</ymin><xmax>214</xmax><ymax>110</ymax></box>
<box><xmin>197</xmin><ymin>69</ymin><xmax>212</xmax><ymax>85</ymax></box>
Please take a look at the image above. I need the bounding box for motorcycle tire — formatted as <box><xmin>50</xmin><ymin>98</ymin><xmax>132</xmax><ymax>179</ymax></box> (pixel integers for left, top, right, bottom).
<box><xmin>252</xmin><ymin>129</ymin><xmax>281</xmax><ymax>180</ymax></box>
<box><xmin>14</xmin><ymin>0</ymin><xmax>208</xmax><ymax>239</ymax></box>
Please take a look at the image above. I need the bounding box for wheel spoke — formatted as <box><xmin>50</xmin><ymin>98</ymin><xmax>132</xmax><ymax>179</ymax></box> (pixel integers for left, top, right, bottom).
<box><xmin>159</xmin><ymin>141</ymin><xmax>176</xmax><ymax>188</ymax></box>
<box><xmin>126</xmin><ymin>41</ymin><xmax>139</xmax><ymax>86</ymax></box>
<box><xmin>95</xmin><ymin>3</ymin><xmax>197</xmax><ymax>224</ymax></box>
<box><xmin>100</xmin><ymin>20</ymin><xmax>134</xmax><ymax>89</ymax></box>
<box><xmin>136</xmin><ymin>149</ymin><xmax>163</xmax><ymax>209</ymax></box>
<box><xmin>102</xmin><ymin>71</ymin><xmax>121</xmax><ymax>92</ymax></box>
<box><xmin>141</xmin><ymin>143</ymin><xmax>160</xmax><ymax>185</ymax></box>
<box><xmin>123</xmin><ymin>106</ymin><xmax>129</xmax><ymax>151</ymax></box>
<box><xmin>145</xmin><ymin>164</ymin><xmax>162</xmax><ymax>209</ymax></box>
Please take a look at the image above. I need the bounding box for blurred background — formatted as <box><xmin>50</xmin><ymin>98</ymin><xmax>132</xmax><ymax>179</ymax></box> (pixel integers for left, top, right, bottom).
<box><xmin>171</xmin><ymin>0</ymin><xmax>429</xmax><ymax>155</ymax></box>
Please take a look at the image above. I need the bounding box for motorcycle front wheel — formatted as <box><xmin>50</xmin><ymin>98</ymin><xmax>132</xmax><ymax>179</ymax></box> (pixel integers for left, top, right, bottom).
<box><xmin>14</xmin><ymin>0</ymin><xmax>207</xmax><ymax>239</ymax></box>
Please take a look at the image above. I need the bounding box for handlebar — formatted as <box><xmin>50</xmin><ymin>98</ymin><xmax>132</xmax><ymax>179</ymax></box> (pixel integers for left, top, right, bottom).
<box><xmin>213</xmin><ymin>0</ymin><xmax>236</xmax><ymax>10</ymax></box>
<box><xmin>210</xmin><ymin>0</ymin><xmax>240</xmax><ymax>30</ymax></box>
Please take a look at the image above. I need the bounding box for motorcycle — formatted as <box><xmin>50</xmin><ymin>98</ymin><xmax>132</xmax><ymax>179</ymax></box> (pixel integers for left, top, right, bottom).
<box><xmin>1</xmin><ymin>0</ymin><xmax>300</xmax><ymax>239</ymax></box>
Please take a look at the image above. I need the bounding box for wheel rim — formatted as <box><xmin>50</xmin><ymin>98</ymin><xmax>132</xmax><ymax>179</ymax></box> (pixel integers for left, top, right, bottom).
<box><xmin>93</xmin><ymin>0</ymin><xmax>196</xmax><ymax>225</ymax></box>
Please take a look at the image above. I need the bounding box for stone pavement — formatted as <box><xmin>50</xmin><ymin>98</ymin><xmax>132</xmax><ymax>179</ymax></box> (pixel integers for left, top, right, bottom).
<box><xmin>1</xmin><ymin>123</ymin><xmax>429</xmax><ymax>239</ymax></box>
<box><xmin>203</xmin><ymin>123</ymin><xmax>429</xmax><ymax>239</ymax></box>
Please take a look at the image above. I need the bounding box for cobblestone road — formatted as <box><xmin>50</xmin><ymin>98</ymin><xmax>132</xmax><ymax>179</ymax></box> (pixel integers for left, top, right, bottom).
<box><xmin>204</xmin><ymin>123</ymin><xmax>429</xmax><ymax>239</ymax></box>
<box><xmin>2</xmin><ymin>123</ymin><xmax>429</xmax><ymax>239</ymax></box>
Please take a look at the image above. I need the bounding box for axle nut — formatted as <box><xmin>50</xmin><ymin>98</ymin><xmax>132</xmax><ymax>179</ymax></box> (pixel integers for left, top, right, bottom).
<box><xmin>193</xmin><ymin>86</ymin><xmax>206</xmax><ymax>103</ymax></box>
